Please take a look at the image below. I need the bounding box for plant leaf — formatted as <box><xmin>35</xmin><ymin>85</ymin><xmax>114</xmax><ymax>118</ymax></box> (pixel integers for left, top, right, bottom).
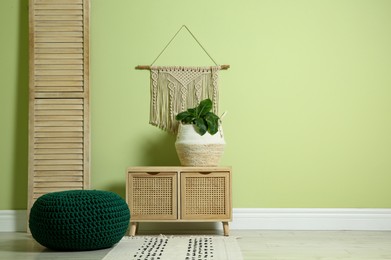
<box><xmin>187</xmin><ymin>108</ymin><xmax>197</xmax><ymax>117</ymax></box>
<box><xmin>205</xmin><ymin>112</ymin><xmax>219</xmax><ymax>135</ymax></box>
<box><xmin>175</xmin><ymin>111</ymin><xmax>191</xmax><ymax>121</ymax></box>
<box><xmin>194</xmin><ymin>118</ymin><xmax>207</xmax><ymax>135</ymax></box>
<box><xmin>182</xmin><ymin>117</ymin><xmax>194</xmax><ymax>124</ymax></box>
<box><xmin>197</xmin><ymin>99</ymin><xmax>213</xmax><ymax>117</ymax></box>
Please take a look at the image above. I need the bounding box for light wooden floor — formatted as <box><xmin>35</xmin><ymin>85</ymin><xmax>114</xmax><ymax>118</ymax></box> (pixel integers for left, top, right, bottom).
<box><xmin>1</xmin><ymin>230</ymin><xmax>391</xmax><ymax>259</ymax></box>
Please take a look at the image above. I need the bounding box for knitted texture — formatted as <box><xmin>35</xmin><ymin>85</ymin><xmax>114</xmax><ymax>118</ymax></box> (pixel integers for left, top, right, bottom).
<box><xmin>29</xmin><ymin>190</ymin><xmax>130</xmax><ymax>251</ymax></box>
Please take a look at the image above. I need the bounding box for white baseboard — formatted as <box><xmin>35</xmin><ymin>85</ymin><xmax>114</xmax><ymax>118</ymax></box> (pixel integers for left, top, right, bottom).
<box><xmin>1</xmin><ymin>208</ymin><xmax>391</xmax><ymax>232</ymax></box>
<box><xmin>0</xmin><ymin>210</ymin><xmax>27</xmax><ymax>232</ymax></box>
<box><xmin>231</xmin><ymin>208</ymin><xmax>391</xmax><ymax>231</ymax></box>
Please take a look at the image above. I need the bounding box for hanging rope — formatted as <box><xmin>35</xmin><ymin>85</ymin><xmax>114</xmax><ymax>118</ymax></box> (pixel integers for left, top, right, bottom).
<box><xmin>135</xmin><ymin>25</ymin><xmax>230</xmax><ymax>70</ymax></box>
<box><xmin>150</xmin><ymin>25</ymin><xmax>219</xmax><ymax>66</ymax></box>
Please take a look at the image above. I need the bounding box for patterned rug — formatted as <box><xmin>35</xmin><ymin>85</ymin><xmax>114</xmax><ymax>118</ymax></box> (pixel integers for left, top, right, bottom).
<box><xmin>102</xmin><ymin>236</ymin><xmax>243</xmax><ymax>260</ymax></box>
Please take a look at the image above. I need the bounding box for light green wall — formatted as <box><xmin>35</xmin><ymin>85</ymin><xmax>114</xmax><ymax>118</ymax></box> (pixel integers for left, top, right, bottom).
<box><xmin>0</xmin><ymin>0</ymin><xmax>29</xmax><ymax>210</ymax></box>
<box><xmin>1</xmin><ymin>0</ymin><xmax>391</xmax><ymax>210</ymax></box>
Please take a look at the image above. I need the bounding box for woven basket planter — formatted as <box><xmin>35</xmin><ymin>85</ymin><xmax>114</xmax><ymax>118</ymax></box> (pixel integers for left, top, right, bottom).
<box><xmin>175</xmin><ymin>124</ymin><xmax>225</xmax><ymax>166</ymax></box>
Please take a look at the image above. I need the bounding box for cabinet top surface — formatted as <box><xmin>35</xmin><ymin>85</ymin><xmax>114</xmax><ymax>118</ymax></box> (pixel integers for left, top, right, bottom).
<box><xmin>127</xmin><ymin>166</ymin><xmax>231</xmax><ymax>172</ymax></box>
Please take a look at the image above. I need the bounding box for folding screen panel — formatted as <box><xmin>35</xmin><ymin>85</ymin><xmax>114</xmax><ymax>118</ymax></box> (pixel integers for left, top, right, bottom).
<box><xmin>27</xmin><ymin>0</ymin><xmax>90</xmax><ymax>217</ymax></box>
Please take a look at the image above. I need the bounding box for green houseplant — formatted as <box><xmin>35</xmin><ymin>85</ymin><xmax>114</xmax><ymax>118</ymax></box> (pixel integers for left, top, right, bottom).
<box><xmin>175</xmin><ymin>98</ymin><xmax>220</xmax><ymax>136</ymax></box>
<box><xmin>174</xmin><ymin>98</ymin><xmax>225</xmax><ymax>166</ymax></box>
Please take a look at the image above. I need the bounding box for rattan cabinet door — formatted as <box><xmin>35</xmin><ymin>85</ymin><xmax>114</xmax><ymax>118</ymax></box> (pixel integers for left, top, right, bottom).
<box><xmin>180</xmin><ymin>171</ymin><xmax>231</xmax><ymax>220</ymax></box>
<box><xmin>127</xmin><ymin>172</ymin><xmax>177</xmax><ymax>220</ymax></box>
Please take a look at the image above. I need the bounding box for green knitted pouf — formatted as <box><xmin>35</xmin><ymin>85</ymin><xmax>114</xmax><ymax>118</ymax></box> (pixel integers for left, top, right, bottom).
<box><xmin>29</xmin><ymin>190</ymin><xmax>130</xmax><ymax>251</ymax></box>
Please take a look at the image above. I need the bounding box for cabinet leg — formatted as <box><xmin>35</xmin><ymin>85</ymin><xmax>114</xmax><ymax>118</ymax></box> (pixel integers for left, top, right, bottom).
<box><xmin>130</xmin><ymin>222</ymin><xmax>138</xmax><ymax>236</ymax></box>
<box><xmin>222</xmin><ymin>222</ymin><xmax>229</xmax><ymax>236</ymax></box>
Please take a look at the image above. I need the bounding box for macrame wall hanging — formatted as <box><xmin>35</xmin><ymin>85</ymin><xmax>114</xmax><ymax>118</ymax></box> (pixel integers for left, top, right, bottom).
<box><xmin>136</xmin><ymin>25</ymin><xmax>229</xmax><ymax>134</ymax></box>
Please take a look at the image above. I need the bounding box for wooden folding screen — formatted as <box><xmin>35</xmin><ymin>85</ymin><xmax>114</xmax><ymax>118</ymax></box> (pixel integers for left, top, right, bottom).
<box><xmin>28</xmin><ymin>0</ymin><xmax>90</xmax><ymax>217</ymax></box>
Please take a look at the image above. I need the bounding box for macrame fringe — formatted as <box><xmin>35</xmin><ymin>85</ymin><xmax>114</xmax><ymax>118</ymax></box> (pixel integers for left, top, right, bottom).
<box><xmin>150</xmin><ymin>66</ymin><xmax>221</xmax><ymax>134</ymax></box>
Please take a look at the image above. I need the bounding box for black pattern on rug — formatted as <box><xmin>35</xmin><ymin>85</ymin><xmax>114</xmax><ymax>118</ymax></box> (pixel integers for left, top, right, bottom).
<box><xmin>133</xmin><ymin>237</ymin><xmax>214</xmax><ymax>260</ymax></box>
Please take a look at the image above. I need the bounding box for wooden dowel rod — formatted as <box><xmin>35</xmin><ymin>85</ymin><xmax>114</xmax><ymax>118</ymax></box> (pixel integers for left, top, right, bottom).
<box><xmin>135</xmin><ymin>65</ymin><xmax>230</xmax><ymax>70</ymax></box>
<box><xmin>135</xmin><ymin>65</ymin><xmax>152</xmax><ymax>70</ymax></box>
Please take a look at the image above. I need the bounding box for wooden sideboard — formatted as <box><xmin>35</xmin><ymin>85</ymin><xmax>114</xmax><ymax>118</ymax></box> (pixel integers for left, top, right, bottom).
<box><xmin>126</xmin><ymin>166</ymin><xmax>232</xmax><ymax>236</ymax></box>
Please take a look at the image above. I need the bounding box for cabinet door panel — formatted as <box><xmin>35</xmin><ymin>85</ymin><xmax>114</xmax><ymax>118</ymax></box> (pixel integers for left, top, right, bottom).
<box><xmin>127</xmin><ymin>172</ymin><xmax>177</xmax><ymax>220</ymax></box>
<box><xmin>180</xmin><ymin>171</ymin><xmax>231</xmax><ymax>220</ymax></box>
